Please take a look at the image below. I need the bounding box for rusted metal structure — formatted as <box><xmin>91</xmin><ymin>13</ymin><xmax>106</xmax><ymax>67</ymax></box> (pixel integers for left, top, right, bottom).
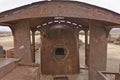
<box><xmin>0</xmin><ymin>0</ymin><xmax>120</xmax><ymax>80</ymax></box>
<box><xmin>41</xmin><ymin>24</ymin><xmax>80</xmax><ymax>74</ymax></box>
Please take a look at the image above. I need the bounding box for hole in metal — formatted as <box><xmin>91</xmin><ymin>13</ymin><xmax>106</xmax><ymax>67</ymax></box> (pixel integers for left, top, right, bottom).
<box><xmin>55</xmin><ymin>48</ymin><xmax>64</xmax><ymax>55</ymax></box>
<box><xmin>54</xmin><ymin>77</ymin><xmax>68</xmax><ymax>80</ymax></box>
<box><xmin>53</xmin><ymin>46</ymin><xmax>67</xmax><ymax>60</ymax></box>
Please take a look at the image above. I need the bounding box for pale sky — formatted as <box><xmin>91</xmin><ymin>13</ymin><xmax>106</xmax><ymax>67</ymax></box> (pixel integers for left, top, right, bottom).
<box><xmin>0</xmin><ymin>0</ymin><xmax>120</xmax><ymax>31</ymax></box>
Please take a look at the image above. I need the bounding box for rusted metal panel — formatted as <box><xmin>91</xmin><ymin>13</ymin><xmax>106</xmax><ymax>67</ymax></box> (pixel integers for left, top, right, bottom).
<box><xmin>6</xmin><ymin>48</ymin><xmax>14</xmax><ymax>58</ymax></box>
<box><xmin>89</xmin><ymin>22</ymin><xmax>107</xmax><ymax>80</ymax></box>
<box><xmin>115</xmin><ymin>73</ymin><xmax>120</xmax><ymax>80</ymax></box>
<box><xmin>98</xmin><ymin>71</ymin><xmax>120</xmax><ymax>80</ymax></box>
<box><xmin>13</xmin><ymin>20</ymin><xmax>32</xmax><ymax>65</ymax></box>
<box><xmin>1</xmin><ymin>66</ymin><xmax>40</xmax><ymax>80</ymax></box>
<box><xmin>0</xmin><ymin>59</ymin><xmax>17</xmax><ymax>79</ymax></box>
<box><xmin>98</xmin><ymin>71</ymin><xmax>108</xmax><ymax>80</ymax></box>
<box><xmin>41</xmin><ymin>24</ymin><xmax>80</xmax><ymax>74</ymax></box>
<box><xmin>0</xmin><ymin>1</ymin><xmax>120</xmax><ymax>25</ymax></box>
<box><xmin>84</xmin><ymin>30</ymin><xmax>89</xmax><ymax>67</ymax></box>
<box><xmin>31</xmin><ymin>30</ymin><xmax>36</xmax><ymax>62</ymax></box>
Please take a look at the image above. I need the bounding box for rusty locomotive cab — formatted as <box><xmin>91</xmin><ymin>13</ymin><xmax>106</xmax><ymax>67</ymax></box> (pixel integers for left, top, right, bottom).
<box><xmin>0</xmin><ymin>0</ymin><xmax>120</xmax><ymax>80</ymax></box>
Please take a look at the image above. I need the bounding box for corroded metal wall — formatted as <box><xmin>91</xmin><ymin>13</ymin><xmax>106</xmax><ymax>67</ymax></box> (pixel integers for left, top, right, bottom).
<box><xmin>41</xmin><ymin>24</ymin><xmax>80</xmax><ymax>74</ymax></box>
<box><xmin>13</xmin><ymin>20</ymin><xmax>32</xmax><ymax>64</ymax></box>
<box><xmin>89</xmin><ymin>22</ymin><xmax>107</xmax><ymax>80</ymax></box>
<box><xmin>0</xmin><ymin>1</ymin><xmax>120</xmax><ymax>25</ymax></box>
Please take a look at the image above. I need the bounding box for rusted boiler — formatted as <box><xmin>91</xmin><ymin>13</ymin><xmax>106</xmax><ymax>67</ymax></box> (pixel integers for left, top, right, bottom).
<box><xmin>41</xmin><ymin>24</ymin><xmax>80</xmax><ymax>75</ymax></box>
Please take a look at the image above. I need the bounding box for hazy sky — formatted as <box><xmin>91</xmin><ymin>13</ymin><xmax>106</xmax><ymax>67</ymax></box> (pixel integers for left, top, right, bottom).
<box><xmin>0</xmin><ymin>0</ymin><xmax>120</xmax><ymax>31</ymax></box>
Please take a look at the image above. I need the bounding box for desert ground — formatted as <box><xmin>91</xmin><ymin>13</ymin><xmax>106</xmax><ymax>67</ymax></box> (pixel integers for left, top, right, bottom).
<box><xmin>0</xmin><ymin>32</ymin><xmax>120</xmax><ymax>73</ymax></box>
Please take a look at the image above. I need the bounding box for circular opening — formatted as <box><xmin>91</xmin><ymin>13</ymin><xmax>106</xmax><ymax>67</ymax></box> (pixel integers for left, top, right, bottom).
<box><xmin>53</xmin><ymin>47</ymin><xmax>67</xmax><ymax>60</ymax></box>
<box><xmin>55</xmin><ymin>48</ymin><xmax>64</xmax><ymax>55</ymax></box>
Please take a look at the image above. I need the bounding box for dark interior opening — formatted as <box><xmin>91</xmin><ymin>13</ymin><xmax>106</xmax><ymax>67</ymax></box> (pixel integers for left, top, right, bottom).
<box><xmin>55</xmin><ymin>48</ymin><xmax>64</xmax><ymax>55</ymax></box>
<box><xmin>54</xmin><ymin>77</ymin><xmax>68</xmax><ymax>80</ymax></box>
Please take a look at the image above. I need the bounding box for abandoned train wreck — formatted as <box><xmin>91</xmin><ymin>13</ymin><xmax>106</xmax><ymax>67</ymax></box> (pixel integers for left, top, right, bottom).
<box><xmin>0</xmin><ymin>0</ymin><xmax>120</xmax><ymax>80</ymax></box>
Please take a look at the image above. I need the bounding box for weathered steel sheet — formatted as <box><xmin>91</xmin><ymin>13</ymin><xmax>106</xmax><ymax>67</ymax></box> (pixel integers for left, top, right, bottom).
<box><xmin>41</xmin><ymin>24</ymin><xmax>80</xmax><ymax>74</ymax></box>
<box><xmin>0</xmin><ymin>1</ymin><xmax>120</xmax><ymax>25</ymax></box>
<box><xmin>89</xmin><ymin>22</ymin><xmax>107</xmax><ymax>80</ymax></box>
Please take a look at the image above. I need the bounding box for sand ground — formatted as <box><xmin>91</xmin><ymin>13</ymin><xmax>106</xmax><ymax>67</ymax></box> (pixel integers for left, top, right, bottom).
<box><xmin>0</xmin><ymin>35</ymin><xmax>120</xmax><ymax>72</ymax></box>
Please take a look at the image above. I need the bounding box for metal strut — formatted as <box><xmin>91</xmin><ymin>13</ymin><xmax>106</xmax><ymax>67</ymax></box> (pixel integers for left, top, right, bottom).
<box><xmin>103</xmin><ymin>26</ymin><xmax>112</xmax><ymax>37</ymax></box>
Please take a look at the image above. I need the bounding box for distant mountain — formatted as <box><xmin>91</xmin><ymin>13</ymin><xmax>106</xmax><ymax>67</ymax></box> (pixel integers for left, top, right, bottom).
<box><xmin>0</xmin><ymin>27</ymin><xmax>11</xmax><ymax>32</ymax></box>
<box><xmin>110</xmin><ymin>28</ymin><xmax>120</xmax><ymax>33</ymax></box>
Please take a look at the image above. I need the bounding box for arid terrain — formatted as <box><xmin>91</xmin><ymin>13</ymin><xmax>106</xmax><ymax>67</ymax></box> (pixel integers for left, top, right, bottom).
<box><xmin>0</xmin><ymin>32</ymin><xmax>120</xmax><ymax>72</ymax></box>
